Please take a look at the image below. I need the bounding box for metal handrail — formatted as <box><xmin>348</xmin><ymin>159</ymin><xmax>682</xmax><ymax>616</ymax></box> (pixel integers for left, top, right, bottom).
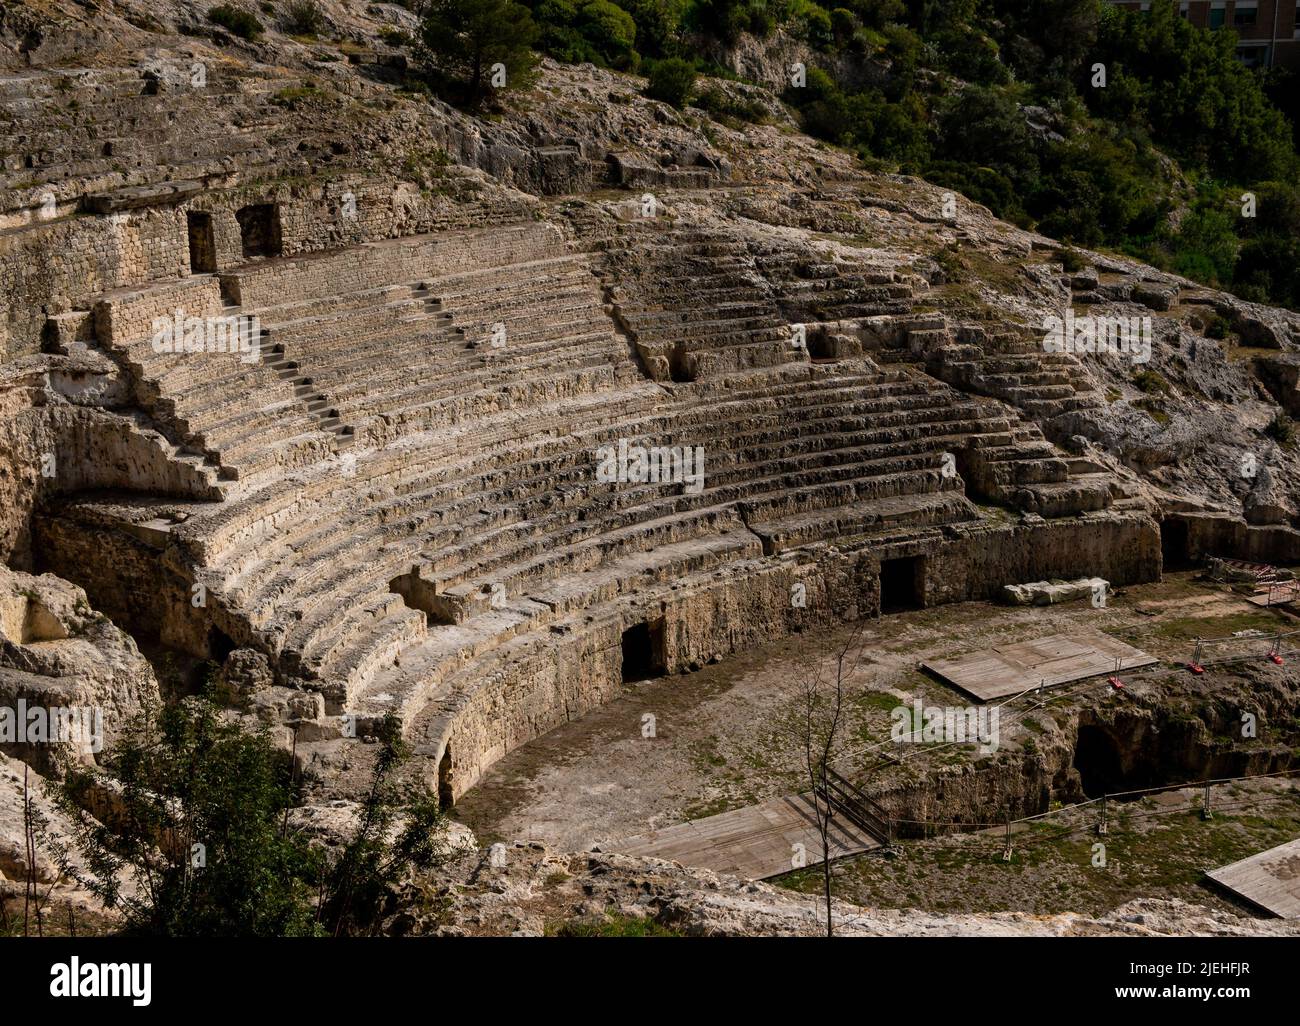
<box><xmin>817</xmin><ymin>767</ymin><xmax>892</xmax><ymax>844</ymax></box>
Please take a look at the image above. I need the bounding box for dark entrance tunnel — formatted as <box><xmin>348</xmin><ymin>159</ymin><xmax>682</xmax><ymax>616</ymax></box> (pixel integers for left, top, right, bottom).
<box><xmin>1073</xmin><ymin>724</ymin><xmax>1139</xmax><ymax>799</ymax></box>
<box><xmin>879</xmin><ymin>556</ymin><xmax>925</xmax><ymax>613</ymax></box>
<box><xmin>1160</xmin><ymin>518</ymin><xmax>1192</xmax><ymax>572</ymax></box>
<box><xmin>621</xmin><ymin>620</ymin><xmax>666</xmax><ymax>683</ymax></box>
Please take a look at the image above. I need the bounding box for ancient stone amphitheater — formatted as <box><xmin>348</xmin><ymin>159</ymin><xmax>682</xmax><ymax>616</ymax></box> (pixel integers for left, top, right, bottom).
<box><xmin>3</xmin><ymin>1</ymin><xmax>1299</xmax><ymax>829</ymax></box>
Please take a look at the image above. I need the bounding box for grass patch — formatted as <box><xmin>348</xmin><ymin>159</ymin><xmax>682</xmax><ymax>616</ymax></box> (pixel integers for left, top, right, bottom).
<box><xmin>550</xmin><ymin>911</ymin><xmax>682</xmax><ymax>937</ymax></box>
<box><xmin>1132</xmin><ymin>369</ymin><xmax>1170</xmax><ymax>395</ymax></box>
<box><xmin>1151</xmin><ymin>610</ymin><xmax>1285</xmax><ymax>642</ymax></box>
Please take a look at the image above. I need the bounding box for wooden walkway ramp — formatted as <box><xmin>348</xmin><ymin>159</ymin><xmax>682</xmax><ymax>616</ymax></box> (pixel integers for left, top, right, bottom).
<box><xmin>607</xmin><ymin>793</ymin><xmax>882</xmax><ymax>880</ymax></box>
<box><xmin>921</xmin><ymin>630</ymin><xmax>1157</xmax><ymax>702</ymax></box>
<box><xmin>1206</xmin><ymin>837</ymin><xmax>1300</xmax><ymax>918</ymax></box>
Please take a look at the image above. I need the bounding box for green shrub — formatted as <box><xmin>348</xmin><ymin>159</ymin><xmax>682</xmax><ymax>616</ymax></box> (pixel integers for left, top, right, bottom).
<box><xmin>931</xmin><ymin>243</ymin><xmax>965</xmax><ymax>283</ymax></box>
<box><xmin>935</xmin><ymin>86</ymin><xmax>1036</xmax><ymax>188</ymax></box>
<box><xmin>789</xmin><ymin>0</ymin><xmax>833</xmax><ymax>49</ymax></box>
<box><xmin>380</xmin><ymin>26</ymin><xmax>415</xmax><ymax>47</ymax></box>
<box><xmin>688</xmin><ymin>0</ymin><xmax>775</xmax><ymax>43</ymax></box>
<box><xmin>645</xmin><ymin>56</ymin><xmax>696</xmax><ymax>108</ymax></box>
<box><xmin>830</xmin><ymin>7</ymin><xmax>857</xmax><ymax>45</ymax></box>
<box><xmin>843</xmin><ymin>0</ymin><xmax>903</xmax><ymax>29</ymax></box>
<box><xmin>283</xmin><ymin>0</ymin><xmax>323</xmax><ymax>36</ymax></box>
<box><xmin>1203</xmin><ymin>313</ymin><xmax>1231</xmax><ymax>340</ymax></box>
<box><xmin>1057</xmin><ymin>248</ymin><xmax>1086</xmax><ymax>273</ymax></box>
<box><xmin>49</xmin><ymin>696</ymin><xmax>316</xmax><ymax>935</ymax></box>
<box><xmin>207</xmin><ymin>4</ymin><xmax>263</xmax><ymax>39</ymax></box>
<box><xmin>1265</xmin><ymin>412</ymin><xmax>1296</xmax><ymax>448</ymax></box>
<box><xmin>696</xmin><ymin>84</ymin><xmax>767</xmax><ymax>124</ymax></box>
<box><xmin>1132</xmin><ymin>369</ymin><xmax>1170</xmax><ymax>396</ymax></box>
<box><xmin>925</xmin><ymin>161</ymin><xmax>1025</xmax><ymax>226</ymax></box>
<box><xmin>271</xmin><ymin>84</ymin><xmax>320</xmax><ymax>108</ymax></box>
<box><xmin>934</xmin><ymin>25</ymin><xmax>1008</xmax><ymax>86</ymax></box>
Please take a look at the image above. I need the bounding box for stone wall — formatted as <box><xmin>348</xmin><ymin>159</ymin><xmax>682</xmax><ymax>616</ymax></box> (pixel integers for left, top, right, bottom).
<box><xmin>34</xmin><ymin>513</ymin><xmax>210</xmax><ymax>657</ymax></box>
<box><xmin>439</xmin><ymin>620</ymin><xmax>625</xmax><ymax>804</ymax></box>
<box><xmin>222</xmin><ymin>221</ymin><xmax>561</xmax><ymax>309</ymax></box>
<box><xmin>1176</xmin><ymin>512</ymin><xmax>1300</xmax><ymax>565</ymax></box>
<box><xmin>435</xmin><ymin>515</ymin><xmax>1159</xmax><ymax>803</ymax></box>
<box><xmin>0</xmin><ymin>208</ymin><xmax>188</xmax><ymax>360</ymax></box>
<box><xmin>439</xmin><ymin>549</ymin><xmax>880</xmax><ymax>801</ymax></box>
<box><xmin>0</xmin><ymin>358</ymin><xmax>216</xmax><ymax>568</ymax></box>
<box><xmin>925</xmin><ymin>513</ymin><xmax>1163</xmax><ymax>605</ymax></box>
<box><xmin>1</xmin><ymin>178</ymin><xmax>537</xmax><ymax>360</ymax></box>
<box><xmin>92</xmin><ymin>275</ymin><xmax>224</xmax><ymax>347</ymax></box>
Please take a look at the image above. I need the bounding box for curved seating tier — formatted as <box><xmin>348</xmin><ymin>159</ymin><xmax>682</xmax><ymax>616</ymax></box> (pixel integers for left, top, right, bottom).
<box><xmin>601</xmin><ymin>230</ymin><xmax>800</xmax><ymax>381</ymax></box>
<box><xmin>83</xmin><ymin>221</ymin><xmax>1122</xmax><ymax>803</ymax></box>
<box><xmin>187</xmin><ymin>358</ymin><xmax>1037</xmax><ymax>726</ymax></box>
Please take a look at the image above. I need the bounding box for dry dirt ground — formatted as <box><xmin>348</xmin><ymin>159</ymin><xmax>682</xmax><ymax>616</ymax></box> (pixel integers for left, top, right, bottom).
<box><xmin>453</xmin><ymin>570</ymin><xmax>1300</xmax><ymax>915</ymax></box>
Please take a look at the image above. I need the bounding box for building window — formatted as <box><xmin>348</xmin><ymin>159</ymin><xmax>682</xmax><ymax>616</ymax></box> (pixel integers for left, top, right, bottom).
<box><xmin>1209</xmin><ymin>2</ymin><xmax>1226</xmax><ymax>28</ymax></box>
<box><xmin>1237</xmin><ymin>44</ymin><xmax>1267</xmax><ymax>67</ymax></box>
<box><xmin>1234</xmin><ymin>1</ymin><xmax>1258</xmax><ymax>27</ymax></box>
<box><xmin>1179</xmin><ymin>1</ymin><xmax>1189</xmax><ymax>17</ymax></box>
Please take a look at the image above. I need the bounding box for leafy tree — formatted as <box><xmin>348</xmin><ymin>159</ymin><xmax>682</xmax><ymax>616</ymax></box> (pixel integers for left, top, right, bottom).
<box><xmin>50</xmin><ymin>697</ymin><xmax>317</xmax><ymax>936</ymax></box>
<box><xmin>903</xmin><ymin>0</ymin><xmax>979</xmax><ymax>36</ymax></box>
<box><xmin>585</xmin><ymin>1</ymin><xmax>640</xmax><ymax>68</ymax></box>
<box><xmin>789</xmin><ymin>0</ymin><xmax>834</xmax><ymax>49</ymax></box>
<box><xmin>1169</xmin><ymin>201</ymin><xmax>1238</xmax><ymax>287</ymax></box>
<box><xmin>934</xmin><ymin>85</ymin><xmax>1037</xmax><ymax>188</ymax></box>
<box><xmin>992</xmin><ymin>0</ymin><xmax>1099</xmax><ymax>86</ymax></box>
<box><xmin>45</xmin><ymin>696</ymin><xmax>452</xmax><ymax>937</ymax></box>
<box><xmin>879</xmin><ymin>23</ymin><xmax>923</xmax><ymax>96</ymax></box>
<box><xmin>1234</xmin><ymin>181</ymin><xmax>1300</xmax><ymax>308</ymax></box>
<box><xmin>1031</xmin><ymin>132</ymin><xmax>1167</xmax><ymax>245</ymax></box>
<box><xmin>316</xmin><ymin>718</ymin><xmax>452</xmax><ymax>937</ymax></box>
<box><xmin>535</xmin><ymin>0</ymin><xmax>640</xmax><ymax>69</ymax></box>
<box><xmin>618</xmin><ymin>0</ymin><xmax>687</xmax><ymax>57</ymax></box>
<box><xmin>926</xmin><ymin>161</ymin><xmax>1025</xmax><ymax>225</ymax></box>
<box><xmin>688</xmin><ymin>0</ymin><xmax>776</xmax><ymax>42</ymax></box>
<box><xmin>941</xmin><ymin>27</ymin><xmax>1007</xmax><ymax>85</ymax></box>
<box><xmin>420</xmin><ymin>0</ymin><xmax>540</xmax><ymax>108</ymax></box>
<box><xmin>857</xmin><ymin>90</ymin><xmax>929</xmax><ymax>168</ymax></box>
<box><xmin>1089</xmin><ymin>0</ymin><xmax>1294</xmax><ymax>181</ymax></box>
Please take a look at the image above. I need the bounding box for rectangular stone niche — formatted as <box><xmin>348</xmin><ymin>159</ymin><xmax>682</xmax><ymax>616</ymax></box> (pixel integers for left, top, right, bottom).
<box><xmin>235</xmin><ymin>203</ymin><xmax>283</xmax><ymax>259</ymax></box>
<box><xmin>187</xmin><ymin>211</ymin><xmax>217</xmax><ymax>273</ymax></box>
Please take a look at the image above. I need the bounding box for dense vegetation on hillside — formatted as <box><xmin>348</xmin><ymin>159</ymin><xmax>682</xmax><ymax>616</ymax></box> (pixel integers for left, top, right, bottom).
<box><xmin>44</xmin><ymin>693</ymin><xmax>449</xmax><ymax>937</ymax></box>
<box><xmin>419</xmin><ymin>0</ymin><xmax>1300</xmax><ymax>312</ymax></box>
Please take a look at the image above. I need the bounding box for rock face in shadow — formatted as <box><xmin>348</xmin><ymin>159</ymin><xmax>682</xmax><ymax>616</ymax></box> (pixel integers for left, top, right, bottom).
<box><xmin>0</xmin><ymin>565</ymin><xmax>159</xmax><ymax>777</ymax></box>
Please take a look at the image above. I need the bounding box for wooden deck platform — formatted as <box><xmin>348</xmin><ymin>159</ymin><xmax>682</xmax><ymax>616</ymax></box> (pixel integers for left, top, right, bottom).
<box><xmin>921</xmin><ymin>630</ymin><xmax>1157</xmax><ymax>702</ymax></box>
<box><xmin>607</xmin><ymin>793</ymin><xmax>881</xmax><ymax>880</ymax></box>
<box><xmin>1206</xmin><ymin>837</ymin><xmax>1300</xmax><ymax>918</ymax></box>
